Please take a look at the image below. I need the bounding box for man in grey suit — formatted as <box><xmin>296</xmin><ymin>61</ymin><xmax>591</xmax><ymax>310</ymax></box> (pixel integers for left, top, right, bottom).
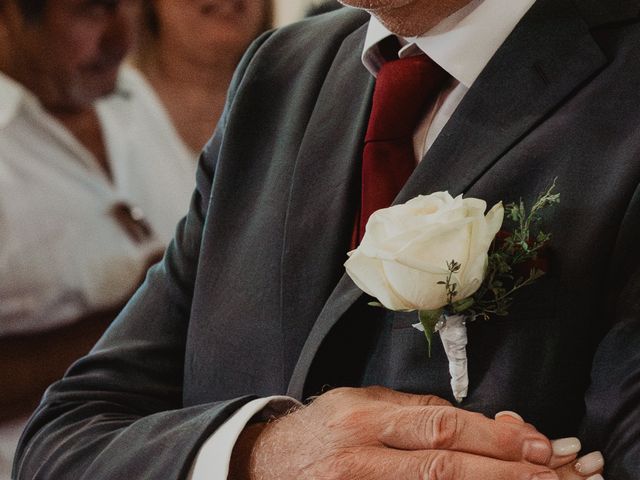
<box><xmin>13</xmin><ymin>0</ymin><xmax>640</xmax><ymax>479</ymax></box>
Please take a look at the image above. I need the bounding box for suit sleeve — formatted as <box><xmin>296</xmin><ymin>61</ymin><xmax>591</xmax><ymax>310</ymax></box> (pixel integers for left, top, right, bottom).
<box><xmin>579</xmin><ymin>183</ymin><xmax>640</xmax><ymax>479</ymax></box>
<box><xmin>12</xmin><ymin>31</ymin><xmax>274</xmax><ymax>480</ymax></box>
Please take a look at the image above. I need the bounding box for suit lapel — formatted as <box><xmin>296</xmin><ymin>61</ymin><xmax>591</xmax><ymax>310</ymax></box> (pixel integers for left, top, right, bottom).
<box><xmin>397</xmin><ymin>0</ymin><xmax>608</xmax><ymax>203</ymax></box>
<box><xmin>280</xmin><ymin>22</ymin><xmax>374</xmax><ymax>385</ymax></box>
<box><xmin>287</xmin><ymin>275</ymin><xmax>363</xmax><ymax>397</ymax></box>
<box><xmin>288</xmin><ymin>0</ymin><xmax>615</xmax><ymax>399</ymax></box>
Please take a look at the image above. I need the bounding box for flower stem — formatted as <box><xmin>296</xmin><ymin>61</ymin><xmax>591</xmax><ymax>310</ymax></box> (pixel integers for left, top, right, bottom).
<box><xmin>418</xmin><ymin>309</ymin><xmax>442</xmax><ymax>357</ymax></box>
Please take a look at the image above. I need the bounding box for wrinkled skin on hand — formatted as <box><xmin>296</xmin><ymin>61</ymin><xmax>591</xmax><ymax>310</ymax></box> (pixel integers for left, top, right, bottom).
<box><xmin>230</xmin><ymin>386</ymin><xmax>602</xmax><ymax>480</ymax></box>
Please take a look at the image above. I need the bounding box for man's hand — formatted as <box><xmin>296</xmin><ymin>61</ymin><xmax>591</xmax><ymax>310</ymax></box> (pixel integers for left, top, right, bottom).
<box><xmin>230</xmin><ymin>386</ymin><xmax>578</xmax><ymax>480</ymax></box>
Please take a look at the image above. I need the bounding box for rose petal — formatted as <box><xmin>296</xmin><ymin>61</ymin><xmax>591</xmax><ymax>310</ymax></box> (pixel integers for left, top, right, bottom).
<box><xmin>381</xmin><ymin>260</ymin><xmax>449</xmax><ymax>310</ymax></box>
<box><xmin>394</xmin><ymin>217</ymin><xmax>474</xmax><ymax>273</ymax></box>
<box><xmin>344</xmin><ymin>250</ymin><xmax>412</xmax><ymax>310</ymax></box>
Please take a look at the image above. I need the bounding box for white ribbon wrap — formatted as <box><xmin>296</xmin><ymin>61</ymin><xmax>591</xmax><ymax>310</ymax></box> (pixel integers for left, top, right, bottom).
<box><xmin>413</xmin><ymin>314</ymin><xmax>469</xmax><ymax>403</ymax></box>
<box><xmin>436</xmin><ymin>314</ymin><xmax>468</xmax><ymax>403</ymax></box>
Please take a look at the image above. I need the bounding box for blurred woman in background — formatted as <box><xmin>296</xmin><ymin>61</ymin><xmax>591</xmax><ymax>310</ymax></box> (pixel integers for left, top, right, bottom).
<box><xmin>135</xmin><ymin>0</ymin><xmax>273</xmax><ymax>155</ymax></box>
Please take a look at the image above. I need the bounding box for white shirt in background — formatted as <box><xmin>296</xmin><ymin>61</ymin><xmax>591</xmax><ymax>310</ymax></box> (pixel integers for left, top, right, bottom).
<box><xmin>0</xmin><ymin>65</ymin><xmax>196</xmax><ymax>337</ymax></box>
<box><xmin>0</xmin><ymin>65</ymin><xmax>198</xmax><ymax>480</ymax></box>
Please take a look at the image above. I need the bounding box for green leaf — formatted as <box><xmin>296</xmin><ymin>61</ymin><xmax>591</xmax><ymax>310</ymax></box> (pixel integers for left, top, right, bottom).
<box><xmin>452</xmin><ymin>297</ymin><xmax>475</xmax><ymax>313</ymax></box>
<box><xmin>418</xmin><ymin>309</ymin><xmax>442</xmax><ymax>357</ymax></box>
<box><xmin>368</xmin><ymin>301</ymin><xmax>384</xmax><ymax>308</ymax></box>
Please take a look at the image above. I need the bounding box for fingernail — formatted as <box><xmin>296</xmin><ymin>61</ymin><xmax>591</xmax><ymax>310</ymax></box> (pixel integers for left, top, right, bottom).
<box><xmin>524</xmin><ymin>439</ymin><xmax>552</xmax><ymax>464</ymax></box>
<box><xmin>586</xmin><ymin>475</ymin><xmax>604</xmax><ymax>480</ymax></box>
<box><xmin>551</xmin><ymin>437</ymin><xmax>581</xmax><ymax>456</ymax></box>
<box><xmin>574</xmin><ymin>452</ymin><xmax>604</xmax><ymax>475</ymax></box>
<box><xmin>495</xmin><ymin>410</ymin><xmax>524</xmax><ymax>422</ymax></box>
<box><xmin>533</xmin><ymin>472</ymin><xmax>558</xmax><ymax>480</ymax></box>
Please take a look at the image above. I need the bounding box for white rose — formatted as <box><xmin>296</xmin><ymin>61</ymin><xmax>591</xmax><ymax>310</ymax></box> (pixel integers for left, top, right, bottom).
<box><xmin>345</xmin><ymin>192</ymin><xmax>504</xmax><ymax>312</ymax></box>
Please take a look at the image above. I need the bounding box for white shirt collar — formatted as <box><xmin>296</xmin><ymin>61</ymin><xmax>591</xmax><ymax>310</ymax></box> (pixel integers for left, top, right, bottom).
<box><xmin>362</xmin><ymin>0</ymin><xmax>536</xmax><ymax>87</ymax></box>
<box><xmin>0</xmin><ymin>69</ymin><xmax>132</xmax><ymax>129</ymax></box>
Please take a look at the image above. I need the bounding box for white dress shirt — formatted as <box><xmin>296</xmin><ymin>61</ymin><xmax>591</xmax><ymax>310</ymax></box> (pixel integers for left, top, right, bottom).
<box><xmin>188</xmin><ymin>0</ymin><xmax>536</xmax><ymax>478</ymax></box>
<box><xmin>0</xmin><ymin>65</ymin><xmax>196</xmax><ymax>336</ymax></box>
<box><xmin>363</xmin><ymin>0</ymin><xmax>536</xmax><ymax>161</ymax></box>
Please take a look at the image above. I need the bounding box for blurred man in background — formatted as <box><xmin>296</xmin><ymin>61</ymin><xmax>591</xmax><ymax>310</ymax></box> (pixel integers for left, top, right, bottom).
<box><xmin>0</xmin><ymin>0</ymin><xmax>195</xmax><ymax>476</ymax></box>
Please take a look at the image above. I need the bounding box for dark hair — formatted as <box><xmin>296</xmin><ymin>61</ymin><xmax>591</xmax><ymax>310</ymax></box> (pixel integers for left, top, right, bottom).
<box><xmin>14</xmin><ymin>0</ymin><xmax>48</xmax><ymax>21</ymax></box>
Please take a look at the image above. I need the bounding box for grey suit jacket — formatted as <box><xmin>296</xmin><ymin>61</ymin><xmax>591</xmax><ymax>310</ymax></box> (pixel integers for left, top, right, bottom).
<box><xmin>14</xmin><ymin>0</ymin><xmax>640</xmax><ymax>478</ymax></box>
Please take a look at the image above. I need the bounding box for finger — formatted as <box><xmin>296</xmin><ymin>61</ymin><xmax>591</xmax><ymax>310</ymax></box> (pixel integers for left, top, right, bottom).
<box><xmin>379</xmin><ymin>405</ymin><xmax>555</xmax><ymax>465</ymax></box>
<box><xmin>550</xmin><ymin>453</ymin><xmax>579</xmax><ymax>470</ymax></box>
<box><xmin>334</xmin><ymin>446</ymin><xmax>561</xmax><ymax>480</ymax></box>
<box><xmin>556</xmin><ymin>461</ymin><xmax>603</xmax><ymax>480</ymax></box>
<box><xmin>548</xmin><ymin>437</ymin><xmax>582</xmax><ymax>469</ymax></box>
<box><xmin>360</xmin><ymin>385</ymin><xmax>453</xmax><ymax>407</ymax></box>
<box><xmin>495</xmin><ymin>410</ymin><xmax>540</xmax><ymax>432</ymax></box>
<box><xmin>495</xmin><ymin>410</ymin><xmax>526</xmax><ymax>424</ymax></box>
<box><xmin>556</xmin><ymin>452</ymin><xmax>604</xmax><ymax>480</ymax></box>
<box><xmin>572</xmin><ymin>452</ymin><xmax>605</xmax><ymax>477</ymax></box>
<box><xmin>494</xmin><ymin>411</ymin><xmax>581</xmax><ymax>467</ymax></box>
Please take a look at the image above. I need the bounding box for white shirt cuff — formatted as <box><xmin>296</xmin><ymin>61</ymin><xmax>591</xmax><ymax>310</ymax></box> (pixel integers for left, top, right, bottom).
<box><xmin>187</xmin><ymin>396</ymin><xmax>300</xmax><ymax>480</ymax></box>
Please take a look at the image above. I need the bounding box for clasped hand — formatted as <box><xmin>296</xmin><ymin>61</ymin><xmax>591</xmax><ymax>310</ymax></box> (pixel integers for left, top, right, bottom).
<box><xmin>231</xmin><ymin>386</ymin><xmax>604</xmax><ymax>480</ymax></box>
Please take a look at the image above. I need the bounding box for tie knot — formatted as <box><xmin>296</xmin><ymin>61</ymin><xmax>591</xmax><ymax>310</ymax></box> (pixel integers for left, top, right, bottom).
<box><xmin>366</xmin><ymin>54</ymin><xmax>448</xmax><ymax>142</ymax></box>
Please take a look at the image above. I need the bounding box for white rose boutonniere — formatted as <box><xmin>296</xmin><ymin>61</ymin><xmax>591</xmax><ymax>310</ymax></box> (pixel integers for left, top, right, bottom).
<box><xmin>345</xmin><ymin>192</ymin><xmax>503</xmax><ymax>312</ymax></box>
<box><xmin>345</xmin><ymin>183</ymin><xmax>559</xmax><ymax>402</ymax></box>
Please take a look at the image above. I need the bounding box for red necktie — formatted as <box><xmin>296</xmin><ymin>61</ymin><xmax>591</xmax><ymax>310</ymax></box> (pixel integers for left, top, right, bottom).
<box><xmin>352</xmin><ymin>53</ymin><xmax>448</xmax><ymax>247</ymax></box>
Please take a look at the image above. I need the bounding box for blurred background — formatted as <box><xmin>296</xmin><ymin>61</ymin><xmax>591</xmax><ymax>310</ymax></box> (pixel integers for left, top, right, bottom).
<box><xmin>275</xmin><ymin>0</ymin><xmax>338</xmax><ymax>25</ymax></box>
<box><xmin>0</xmin><ymin>0</ymin><xmax>342</xmax><ymax>478</ymax></box>
<box><xmin>0</xmin><ymin>0</ymin><xmax>343</xmax><ymax>478</ymax></box>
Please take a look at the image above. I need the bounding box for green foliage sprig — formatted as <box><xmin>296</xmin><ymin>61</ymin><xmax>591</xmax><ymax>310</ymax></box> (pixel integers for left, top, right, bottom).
<box><xmin>466</xmin><ymin>179</ymin><xmax>559</xmax><ymax>320</ymax></box>
<box><xmin>418</xmin><ymin>180</ymin><xmax>560</xmax><ymax>354</ymax></box>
